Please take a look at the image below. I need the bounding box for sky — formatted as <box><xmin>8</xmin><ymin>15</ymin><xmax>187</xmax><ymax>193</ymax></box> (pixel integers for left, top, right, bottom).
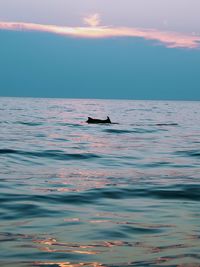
<box><xmin>0</xmin><ymin>0</ymin><xmax>200</xmax><ymax>100</ymax></box>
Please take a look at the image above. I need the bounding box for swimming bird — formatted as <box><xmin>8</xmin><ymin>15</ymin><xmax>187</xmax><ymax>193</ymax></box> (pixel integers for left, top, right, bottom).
<box><xmin>86</xmin><ymin>116</ymin><xmax>112</xmax><ymax>124</ymax></box>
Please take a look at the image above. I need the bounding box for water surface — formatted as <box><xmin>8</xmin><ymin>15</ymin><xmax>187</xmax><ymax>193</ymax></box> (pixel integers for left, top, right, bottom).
<box><xmin>0</xmin><ymin>97</ymin><xmax>200</xmax><ymax>267</ymax></box>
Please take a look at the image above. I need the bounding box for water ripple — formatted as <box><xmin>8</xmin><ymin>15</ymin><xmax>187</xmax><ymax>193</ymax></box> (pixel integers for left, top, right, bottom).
<box><xmin>1</xmin><ymin>98</ymin><xmax>200</xmax><ymax>267</ymax></box>
<box><xmin>0</xmin><ymin>149</ymin><xmax>100</xmax><ymax>160</ymax></box>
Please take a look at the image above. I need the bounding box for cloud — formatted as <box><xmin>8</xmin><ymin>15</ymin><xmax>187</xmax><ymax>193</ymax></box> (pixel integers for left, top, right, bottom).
<box><xmin>83</xmin><ymin>13</ymin><xmax>101</xmax><ymax>27</ymax></box>
<box><xmin>0</xmin><ymin>21</ymin><xmax>200</xmax><ymax>49</ymax></box>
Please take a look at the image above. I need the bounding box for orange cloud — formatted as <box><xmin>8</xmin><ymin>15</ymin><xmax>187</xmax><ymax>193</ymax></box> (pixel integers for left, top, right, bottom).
<box><xmin>0</xmin><ymin>21</ymin><xmax>200</xmax><ymax>49</ymax></box>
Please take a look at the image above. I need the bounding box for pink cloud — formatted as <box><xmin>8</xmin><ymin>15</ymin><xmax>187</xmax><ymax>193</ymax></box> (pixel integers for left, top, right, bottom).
<box><xmin>83</xmin><ymin>14</ymin><xmax>101</xmax><ymax>27</ymax></box>
<box><xmin>0</xmin><ymin>21</ymin><xmax>200</xmax><ymax>49</ymax></box>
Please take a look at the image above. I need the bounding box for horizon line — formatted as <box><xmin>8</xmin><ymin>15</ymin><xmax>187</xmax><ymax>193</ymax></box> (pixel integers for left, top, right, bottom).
<box><xmin>1</xmin><ymin>95</ymin><xmax>200</xmax><ymax>102</ymax></box>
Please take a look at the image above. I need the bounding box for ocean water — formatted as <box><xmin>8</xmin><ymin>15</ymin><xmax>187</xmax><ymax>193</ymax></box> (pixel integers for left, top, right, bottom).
<box><xmin>0</xmin><ymin>97</ymin><xmax>200</xmax><ymax>267</ymax></box>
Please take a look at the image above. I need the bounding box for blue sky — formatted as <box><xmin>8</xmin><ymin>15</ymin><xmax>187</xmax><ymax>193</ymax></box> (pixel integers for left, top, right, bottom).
<box><xmin>0</xmin><ymin>0</ymin><xmax>200</xmax><ymax>100</ymax></box>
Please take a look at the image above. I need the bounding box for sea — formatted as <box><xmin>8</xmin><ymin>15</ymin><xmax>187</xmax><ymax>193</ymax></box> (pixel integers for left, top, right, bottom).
<box><xmin>0</xmin><ymin>97</ymin><xmax>200</xmax><ymax>267</ymax></box>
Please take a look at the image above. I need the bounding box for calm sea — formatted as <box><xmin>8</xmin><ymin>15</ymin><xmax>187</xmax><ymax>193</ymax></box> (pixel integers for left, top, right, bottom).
<box><xmin>0</xmin><ymin>97</ymin><xmax>200</xmax><ymax>267</ymax></box>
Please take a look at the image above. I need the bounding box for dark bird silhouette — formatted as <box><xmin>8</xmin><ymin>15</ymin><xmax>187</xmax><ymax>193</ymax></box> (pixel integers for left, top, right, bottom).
<box><xmin>86</xmin><ymin>116</ymin><xmax>112</xmax><ymax>124</ymax></box>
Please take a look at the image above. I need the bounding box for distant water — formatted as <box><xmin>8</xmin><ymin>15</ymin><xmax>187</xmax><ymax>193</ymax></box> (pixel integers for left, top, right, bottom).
<box><xmin>0</xmin><ymin>97</ymin><xmax>200</xmax><ymax>267</ymax></box>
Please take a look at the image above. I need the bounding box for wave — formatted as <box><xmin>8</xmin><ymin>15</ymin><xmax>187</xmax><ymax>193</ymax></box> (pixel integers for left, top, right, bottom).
<box><xmin>1</xmin><ymin>185</ymin><xmax>199</xmax><ymax>207</ymax></box>
<box><xmin>175</xmin><ymin>149</ymin><xmax>200</xmax><ymax>158</ymax></box>
<box><xmin>103</xmin><ymin>128</ymin><xmax>158</xmax><ymax>134</ymax></box>
<box><xmin>56</xmin><ymin>122</ymin><xmax>83</xmax><ymax>127</ymax></box>
<box><xmin>103</xmin><ymin>129</ymin><xmax>136</xmax><ymax>134</ymax></box>
<box><xmin>156</xmin><ymin>123</ymin><xmax>178</xmax><ymax>126</ymax></box>
<box><xmin>15</xmin><ymin>121</ymin><xmax>44</xmax><ymax>126</ymax></box>
<box><xmin>82</xmin><ymin>185</ymin><xmax>200</xmax><ymax>201</ymax></box>
<box><xmin>0</xmin><ymin>149</ymin><xmax>100</xmax><ymax>160</ymax></box>
<box><xmin>2</xmin><ymin>257</ymin><xmax>200</xmax><ymax>267</ymax></box>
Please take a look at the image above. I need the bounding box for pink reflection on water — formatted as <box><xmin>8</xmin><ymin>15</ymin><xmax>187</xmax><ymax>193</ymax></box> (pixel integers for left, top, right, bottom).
<box><xmin>34</xmin><ymin>262</ymin><xmax>105</xmax><ymax>267</ymax></box>
<box><xmin>28</xmin><ymin>164</ymin><xmax>200</xmax><ymax>194</ymax></box>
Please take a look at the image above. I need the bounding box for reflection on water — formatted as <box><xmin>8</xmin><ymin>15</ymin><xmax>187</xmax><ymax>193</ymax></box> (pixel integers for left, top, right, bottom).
<box><xmin>0</xmin><ymin>98</ymin><xmax>200</xmax><ymax>267</ymax></box>
<box><xmin>33</xmin><ymin>262</ymin><xmax>105</xmax><ymax>267</ymax></box>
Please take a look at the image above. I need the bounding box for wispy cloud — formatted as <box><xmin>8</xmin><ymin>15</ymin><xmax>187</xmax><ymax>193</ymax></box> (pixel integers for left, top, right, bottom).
<box><xmin>0</xmin><ymin>21</ymin><xmax>200</xmax><ymax>49</ymax></box>
<box><xmin>83</xmin><ymin>14</ymin><xmax>101</xmax><ymax>27</ymax></box>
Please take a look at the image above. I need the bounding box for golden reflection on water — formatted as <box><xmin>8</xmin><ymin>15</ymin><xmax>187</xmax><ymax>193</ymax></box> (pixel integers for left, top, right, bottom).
<box><xmin>32</xmin><ymin>235</ymin><xmax>199</xmax><ymax>264</ymax></box>
<box><xmin>63</xmin><ymin>216</ymin><xmax>174</xmax><ymax>229</ymax></box>
<box><xmin>39</xmin><ymin>246</ymin><xmax>99</xmax><ymax>254</ymax></box>
<box><xmin>33</xmin><ymin>238</ymin><xmax>103</xmax><ymax>255</ymax></box>
<box><xmin>1</xmin><ymin>230</ymin><xmax>200</xmax><ymax>266</ymax></box>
